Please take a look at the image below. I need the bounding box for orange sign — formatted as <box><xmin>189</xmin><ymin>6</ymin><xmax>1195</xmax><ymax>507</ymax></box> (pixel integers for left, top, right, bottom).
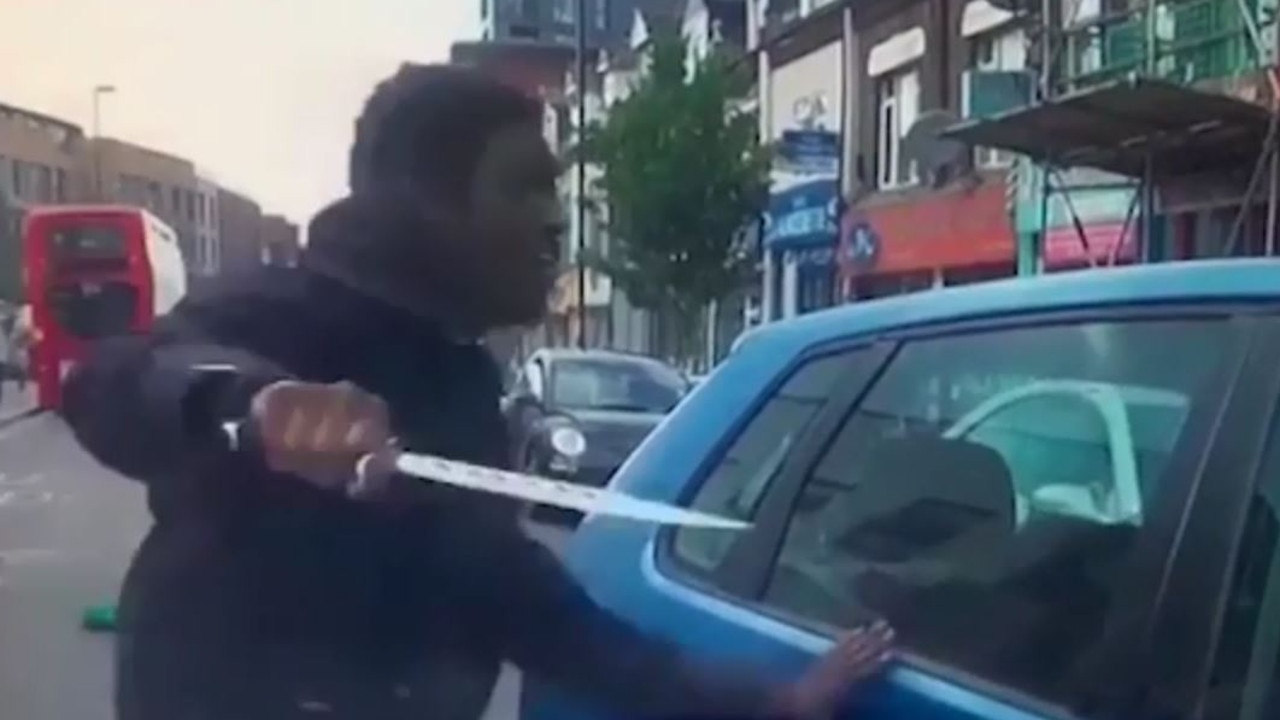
<box><xmin>839</xmin><ymin>180</ymin><xmax>1016</xmax><ymax>279</ymax></box>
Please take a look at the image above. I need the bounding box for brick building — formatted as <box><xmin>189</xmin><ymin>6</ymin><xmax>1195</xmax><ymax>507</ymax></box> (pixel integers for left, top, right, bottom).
<box><xmin>259</xmin><ymin>213</ymin><xmax>300</xmax><ymax>268</ymax></box>
<box><xmin>91</xmin><ymin>137</ymin><xmax>202</xmax><ymax>274</ymax></box>
<box><xmin>215</xmin><ymin>187</ymin><xmax>265</xmax><ymax>278</ymax></box>
<box><xmin>0</xmin><ymin>97</ymin><xmax>293</xmax><ymax>298</ymax></box>
<box><xmin>0</xmin><ymin>102</ymin><xmax>87</xmax><ymax>301</ymax></box>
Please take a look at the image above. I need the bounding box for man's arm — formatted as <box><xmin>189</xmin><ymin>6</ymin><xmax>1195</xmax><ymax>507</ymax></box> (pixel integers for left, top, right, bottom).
<box><xmin>414</xmin><ymin>508</ymin><xmax>786</xmax><ymax>719</ymax></box>
<box><xmin>61</xmin><ymin>307</ymin><xmax>288</xmax><ymax>484</ymax></box>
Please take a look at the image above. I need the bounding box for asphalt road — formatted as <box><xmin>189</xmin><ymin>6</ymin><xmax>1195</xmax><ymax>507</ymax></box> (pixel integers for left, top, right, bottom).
<box><xmin>0</xmin><ymin>410</ymin><xmax>571</xmax><ymax>720</ymax></box>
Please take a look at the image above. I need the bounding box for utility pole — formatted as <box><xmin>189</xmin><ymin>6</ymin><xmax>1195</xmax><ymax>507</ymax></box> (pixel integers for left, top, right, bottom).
<box><xmin>91</xmin><ymin>85</ymin><xmax>116</xmax><ymax>201</ymax></box>
<box><xmin>574</xmin><ymin>0</ymin><xmax>588</xmax><ymax>349</ymax></box>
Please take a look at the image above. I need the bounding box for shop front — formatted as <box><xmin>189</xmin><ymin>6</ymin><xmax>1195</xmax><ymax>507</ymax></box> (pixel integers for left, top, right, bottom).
<box><xmin>1012</xmin><ymin>162</ymin><xmax>1143</xmax><ymax>273</ymax></box>
<box><xmin>1042</xmin><ymin>221</ymin><xmax>1138</xmax><ymax>271</ymax></box>
<box><xmin>837</xmin><ymin>181</ymin><xmax>1016</xmax><ymax>300</ymax></box>
<box><xmin>763</xmin><ymin>177</ymin><xmax>841</xmax><ymax>318</ymax></box>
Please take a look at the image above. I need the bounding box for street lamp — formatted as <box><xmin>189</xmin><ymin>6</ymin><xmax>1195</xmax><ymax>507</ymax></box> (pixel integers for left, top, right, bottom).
<box><xmin>91</xmin><ymin>84</ymin><xmax>116</xmax><ymax>200</ymax></box>
<box><xmin>574</xmin><ymin>0</ymin><xmax>587</xmax><ymax>349</ymax></box>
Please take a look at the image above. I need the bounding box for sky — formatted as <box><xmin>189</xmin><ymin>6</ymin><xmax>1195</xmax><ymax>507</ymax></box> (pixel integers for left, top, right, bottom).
<box><xmin>0</xmin><ymin>0</ymin><xmax>478</xmax><ymax>225</ymax></box>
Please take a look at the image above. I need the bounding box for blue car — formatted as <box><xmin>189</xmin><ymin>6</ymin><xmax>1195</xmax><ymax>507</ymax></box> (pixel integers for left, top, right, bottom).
<box><xmin>523</xmin><ymin>260</ymin><xmax>1280</xmax><ymax>720</ymax></box>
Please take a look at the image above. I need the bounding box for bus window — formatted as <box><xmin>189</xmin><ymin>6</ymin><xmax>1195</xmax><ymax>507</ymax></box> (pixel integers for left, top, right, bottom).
<box><xmin>50</xmin><ymin>224</ymin><xmax>129</xmax><ymax>265</ymax></box>
<box><xmin>48</xmin><ymin>281</ymin><xmax>140</xmax><ymax>341</ymax></box>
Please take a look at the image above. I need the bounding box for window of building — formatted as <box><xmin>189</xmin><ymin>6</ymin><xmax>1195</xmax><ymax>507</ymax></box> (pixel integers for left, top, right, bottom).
<box><xmin>53</xmin><ymin>168</ymin><xmax>67</xmax><ymax>202</ymax></box>
<box><xmin>209</xmin><ymin>233</ymin><xmax>221</xmax><ymax>274</ymax></box>
<box><xmin>875</xmin><ymin>67</ymin><xmax>920</xmax><ymax>189</ymax></box>
<box><xmin>553</xmin><ymin>0</ymin><xmax>573</xmax><ymax>24</ymax></box>
<box><xmin>594</xmin><ymin>0</ymin><xmax>606</xmax><ymax>29</ymax></box>
<box><xmin>35</xmin><ymin>165</ymin><xmax>53</xmax><ymax>202</ymax></box>
<box><xmin>766</xmin><ymin>0</ymin><xmax>801</xmax><ymax>26</ymax></box>
<box><xmin>170</xmin><ymin>187</ymin><xmax>181</xmax><ymax>215</ymax></box>
<box><xmin>970</xmin><ymin>27</ymin><xmax>1026</xmax><ymax>168</ymax></box>
<box><xmin>11</xmin><ymin>160</ymin><xmax>25</xmax><ymax>200</ymax></box>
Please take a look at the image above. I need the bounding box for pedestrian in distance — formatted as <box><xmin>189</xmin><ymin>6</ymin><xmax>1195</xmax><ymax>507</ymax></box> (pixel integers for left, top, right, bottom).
<box><xmin>61</xmin><ymin>63</ymin><xmax>894</xmax><ymax>720</ymax></box>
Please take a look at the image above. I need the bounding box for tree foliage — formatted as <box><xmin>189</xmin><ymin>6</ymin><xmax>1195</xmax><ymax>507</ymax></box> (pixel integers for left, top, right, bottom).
<box><xmin>581</xmin><ymin>32</ymin><xmax>769</xmax><ymax>322</ymax></box>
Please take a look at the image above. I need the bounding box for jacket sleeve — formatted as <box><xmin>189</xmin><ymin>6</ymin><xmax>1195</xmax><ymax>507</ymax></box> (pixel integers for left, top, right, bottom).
<box><xmin>416</xmin><ymin>507</ymin><xmax>784</xmax><ymax>719</ymax></box>
<box><xmin>60</xmin><ymin>306</ymin><xmax>290</xmax><ymax>485</ymax></box>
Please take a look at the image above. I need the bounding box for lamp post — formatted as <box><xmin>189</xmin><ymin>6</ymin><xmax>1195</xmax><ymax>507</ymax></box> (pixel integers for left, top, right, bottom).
<box><xmin>91</xmin><ymin>85</ymin><xmax>116</xmax><ymax>200</ymax></box>
<box><xmin>574</xmin><ymin>0</ymin><xmax>588</xmax><ymax>349</ymax></box>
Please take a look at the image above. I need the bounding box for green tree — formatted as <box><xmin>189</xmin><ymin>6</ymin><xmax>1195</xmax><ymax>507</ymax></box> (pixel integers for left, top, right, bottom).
<box><xmin>581</xmin><ymin>31</ymin><xmax>769</xmax><ymax>360</ymax></box>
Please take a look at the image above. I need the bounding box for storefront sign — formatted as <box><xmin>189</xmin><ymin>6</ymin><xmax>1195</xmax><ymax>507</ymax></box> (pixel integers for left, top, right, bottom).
<box><xmin>777</xmin><ymin>130</ymin><xmax>840</xmax><ymax>177</ymax></box>
<box><xmin>764</xmin><ymin>178</ymin><xmax>840</xmax><ymax>251</ymax></box>
<box><xmin>1043</xmin><ymin>222</ymin><xmax>1136</xmax><ymax>268</ymax></box>
<box><xmin>839</xmin><ymin>181</ymin><xmax>1016</xmax><ymax>280</ymax></box>
<box><xmin>842</xmin><ymin>221</ymin><xmax>880</xmax><ymax>270</ymax></box>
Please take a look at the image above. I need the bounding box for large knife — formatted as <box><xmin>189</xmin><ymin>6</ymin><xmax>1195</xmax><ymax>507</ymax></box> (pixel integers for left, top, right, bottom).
<box><xmin>223</xmin><ymin>421</ymin><xmax>747</xmax><ymax>530</ymax></box>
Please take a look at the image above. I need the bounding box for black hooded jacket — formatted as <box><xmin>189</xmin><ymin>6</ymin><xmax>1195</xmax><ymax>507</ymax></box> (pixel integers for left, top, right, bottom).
<box><xmin>61</xmin><ymin>196</ymin><xmax>778</xmax><ymax>720</ymax></box>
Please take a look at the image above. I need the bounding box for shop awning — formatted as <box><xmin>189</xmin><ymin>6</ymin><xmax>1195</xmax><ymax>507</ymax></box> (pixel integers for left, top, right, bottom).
<box><xmin>942</xmin><ymin>77</ymin><xmax>1273</xmax><ymax>178</ymax></box>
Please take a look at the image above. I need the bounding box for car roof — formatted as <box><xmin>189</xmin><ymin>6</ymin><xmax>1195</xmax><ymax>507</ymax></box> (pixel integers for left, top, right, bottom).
<box><xmin>743</xmin><ymin>259</ymin><xmax>1280</xmax><ymax>356</ymax></box>
<box><xmin>536</xmin><ymin>347</ymin><xmax>672</xmax><ymax>366</ymax></box>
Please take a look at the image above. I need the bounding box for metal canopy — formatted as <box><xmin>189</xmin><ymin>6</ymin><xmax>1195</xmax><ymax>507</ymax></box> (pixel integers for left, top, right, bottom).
<box><xmin>943</xmin><ymin>77</ymin><xmax>1272</xmax><ymax>178</ymax></box>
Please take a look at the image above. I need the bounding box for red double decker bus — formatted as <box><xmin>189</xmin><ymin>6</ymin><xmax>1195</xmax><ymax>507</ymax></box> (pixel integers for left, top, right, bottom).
<box><xmin>22</xmin><ymin>205</ymin><xmax>187</xmax><ymax>410</ymax></box>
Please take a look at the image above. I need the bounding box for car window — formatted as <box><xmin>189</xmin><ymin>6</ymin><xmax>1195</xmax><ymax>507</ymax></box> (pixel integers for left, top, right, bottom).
<box><xmin>1205</xmin><ymin>410</ymin><xmax>1280</xmax><ymax>720</ymax></box>
<box><xmin>762</xmin><ymin>318</ymin><xmax>1230</xmax><ymax>706</ymax></box>
<box><xmin>672</xmin><ymin>351</ymin><xmax>861</xmax><ymax>575</ymax></box>
<box><xmin>960</xmin><ymin>393</ymin><xmax>1118</xmax><ymax>525</ymax></box>
<box><xmin>550</xmin><ymin>357</ymin><xmax>687</xmax><ymax>413</ymax></box>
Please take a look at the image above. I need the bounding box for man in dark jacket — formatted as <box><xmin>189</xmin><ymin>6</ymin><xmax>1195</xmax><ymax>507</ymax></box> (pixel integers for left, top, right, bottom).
<box><xmin>62</xmin><ymin>64</ymin><xmax>893</xmax><ymax>720</ymax></box>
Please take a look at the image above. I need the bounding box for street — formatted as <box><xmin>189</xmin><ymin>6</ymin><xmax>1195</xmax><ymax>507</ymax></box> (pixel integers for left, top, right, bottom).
<box><xmin>0</xmin><ymin>408</ymin><xmax>570</xmax><ymax>720</ymax></box>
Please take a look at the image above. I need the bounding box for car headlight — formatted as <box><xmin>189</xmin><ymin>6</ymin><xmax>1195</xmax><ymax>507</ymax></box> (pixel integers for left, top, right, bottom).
<box><xmin>548</xmin><ymin>425</ymin><xmax>587</xmax><ymax>458</ymax></box>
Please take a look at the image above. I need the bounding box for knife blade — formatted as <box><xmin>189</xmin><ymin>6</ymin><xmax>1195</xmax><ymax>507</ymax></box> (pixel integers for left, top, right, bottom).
<box><xmin>389</xmin><ymin>450</ymin><xmax>749</xmax><ymax>530</ymax></box>
<box><xmin>223</xmin><ymin>421</ymin><xmax>747</xmax><ymax>530</ymax></box>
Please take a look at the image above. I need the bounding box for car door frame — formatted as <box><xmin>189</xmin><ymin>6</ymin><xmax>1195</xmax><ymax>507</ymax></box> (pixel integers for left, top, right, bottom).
<box><xmin>1148</xmin><ymin>313</ymin><xmax>1280</xmax><ymax>717</ymax></box>
<box><xmin>653</xmin><ymin>302</ymin><xmax>1267</xmax><ymax>720</ymax></box>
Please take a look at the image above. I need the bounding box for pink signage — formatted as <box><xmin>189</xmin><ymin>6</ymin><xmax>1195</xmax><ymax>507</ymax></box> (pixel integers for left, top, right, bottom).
<box><xmin>1043</xmin><ymin>222</ymin><xmax>1137</xmax><ymax>268</ymax></box>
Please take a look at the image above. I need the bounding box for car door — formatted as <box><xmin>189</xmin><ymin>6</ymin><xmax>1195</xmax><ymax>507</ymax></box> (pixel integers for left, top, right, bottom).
<box><xmin>1150</xmin><ymin>316</ymin><xmax>1280</xmax><ymax>720</ymax></box>
<box><xmin>647</xmin><ymin>306</ymin><xmax>1258</xmax><ymax>720</ymax></box>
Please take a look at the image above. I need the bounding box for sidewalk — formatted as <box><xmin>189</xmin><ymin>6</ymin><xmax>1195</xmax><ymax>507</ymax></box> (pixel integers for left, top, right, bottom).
<box><xmin>0</xmin><ymin>382</ymin><xmax>37</xmax><ymax>426</ymax></box>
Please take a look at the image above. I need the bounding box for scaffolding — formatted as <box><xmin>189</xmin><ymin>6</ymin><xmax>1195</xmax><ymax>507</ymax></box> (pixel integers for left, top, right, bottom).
<box><xmin>947</xmin><ymin>0</ymin><xmax>1280</xmax><ymax>265</ymax></box>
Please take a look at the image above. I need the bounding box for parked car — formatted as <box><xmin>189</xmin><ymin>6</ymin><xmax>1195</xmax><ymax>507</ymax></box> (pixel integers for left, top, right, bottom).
<box><xmin>503</xmin><ymin>348</ymin><xmax>690</xmax><ymax>489</ymax></box>
<box><xmin>522</xmin><ymin>259</ymin><xmax>1280</xmax><ymax>720</ymax></box>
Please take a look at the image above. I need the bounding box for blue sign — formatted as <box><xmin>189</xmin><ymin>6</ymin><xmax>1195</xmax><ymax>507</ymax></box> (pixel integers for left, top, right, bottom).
<box><xmin>843</xmin><ymin>221</ymin><xmax>880</xmax><ymax>270</ymax></box>
<box><xmin>763</xmin><ymin>178</ymin><xmax>840</xmax><ymax>251</ymax></box>
<box><xmin>777</xmin><ymin>130</ymin><xmax>840</xmax><ymax>177</ymax></box>
<box><xmin>773</xmin><ymin>128</ymin><xmax>844</xmax><ymax>175</ymax></box>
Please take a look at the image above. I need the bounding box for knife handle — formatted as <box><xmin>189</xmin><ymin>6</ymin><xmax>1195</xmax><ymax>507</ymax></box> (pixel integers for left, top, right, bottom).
<box><xmin>221</xmin><ymin>419</ymin><xmax>397</xmax><ymax>498</ymax></box>
<box><xmin>347</xmin><ymin>444</ymin><xmax>399</xmax><ymax>499</ymax></box>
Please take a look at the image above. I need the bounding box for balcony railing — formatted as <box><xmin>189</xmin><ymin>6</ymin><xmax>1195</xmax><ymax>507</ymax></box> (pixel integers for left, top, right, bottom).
<box><xmin>1057</xmin><ymin>0</ymin><xmax>1270</xmax><ymax>95</ymax></box>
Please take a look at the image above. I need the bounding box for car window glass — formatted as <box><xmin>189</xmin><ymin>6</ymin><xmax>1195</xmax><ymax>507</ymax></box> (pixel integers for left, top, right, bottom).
<box><xmin>762</xmin><ymin>318</ymin><xmax>1227</xmax><ymax>706</ymax></box>
<box><xmin>672</xmin><ymin>351</ymin><xmax>860</xmax><ymax>575</ymax></box>
<box><xmin>550</xmin><ymin>358</ymin><xmax>687</xmax><ymax>413</ymax></box>
<box><xmin>1205</xmin><ymin>408</ymin><xmax>1280</xmax><ymax>720</ymax></box>
<box><xmin>958</xmin><ymin>393</ymin><xmax>1118</xmax><ymax>525</ymax></box>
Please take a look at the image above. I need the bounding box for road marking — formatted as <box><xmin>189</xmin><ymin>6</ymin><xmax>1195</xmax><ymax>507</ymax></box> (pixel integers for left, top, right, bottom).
<box><xmin>0</xmin><ymin>548</ymin><xmax>61</xmax><ymax>564</ymax></box>
<box><xmin>0</xmin><ymin>488</ymin><xmax>56</xmax><ymax>507</ymax></box>
<box><xmin>0</xmin><ymin>473</ymin><xmax>43</xmax><ymax>488</ymax></box>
